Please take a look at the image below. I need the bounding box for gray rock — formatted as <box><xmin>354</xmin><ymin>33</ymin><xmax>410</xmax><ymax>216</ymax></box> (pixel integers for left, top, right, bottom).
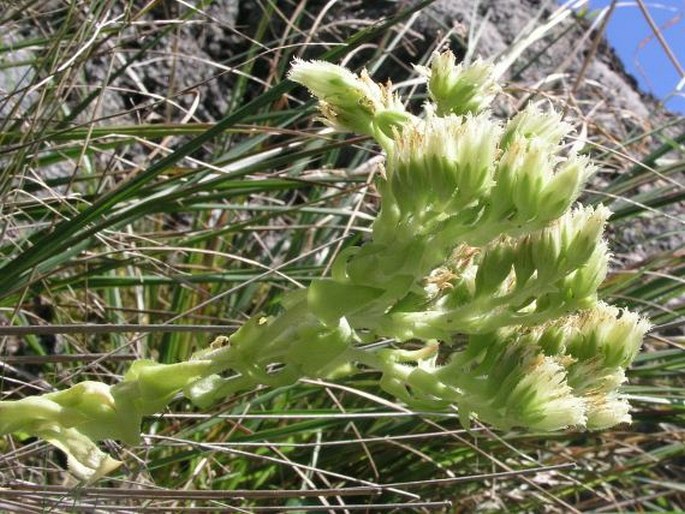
<box><xmin>0</xmin><ymin>31</ymin><xmax>36</xmax><ymax>119</ymax></box>
<box><xmin>79</xmin><ymin>0</ymin><xmax>240</xmax><ymax>124</ymax></box>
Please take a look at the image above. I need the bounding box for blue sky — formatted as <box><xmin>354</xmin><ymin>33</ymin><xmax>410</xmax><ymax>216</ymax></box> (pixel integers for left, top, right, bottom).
<box><xmin>567</xmin><ymin>0</ymin><xmax>685</xmax><ymax>113</ymax></box>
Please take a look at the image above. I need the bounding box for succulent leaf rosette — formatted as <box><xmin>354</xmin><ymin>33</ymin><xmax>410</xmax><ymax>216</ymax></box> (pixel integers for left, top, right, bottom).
<box><xmin>0</xmin><ymin>51</ymin><xmax>649</xmax><ymax>481</ymax></box>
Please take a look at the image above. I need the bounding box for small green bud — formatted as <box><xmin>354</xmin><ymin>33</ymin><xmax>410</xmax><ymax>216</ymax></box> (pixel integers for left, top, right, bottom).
<box><xmin>288</xmin><ymin>58</ymin><xmax>361</xmax><ymax>99</ymax></box>
<box><xmin>537</xmin><ymin>323</ymin><xmax>570</xmax><ymax>356</ymax></box>
<box><xmin>538</xmin><ymin>154</ymin><xmax>595</xmax><ymax>222</ymax></box>
<box><xmin>513</xmin><ymin>236</ymin><xmax>536</xmax><ymax>288</ymax></box>
<box><xmin>512</xmin><ymin>138</ymin><xmax>555</xmax><ymax>221</ymax></box>
<box><xmin>455</xmin><ymin>114</ymin><xmax>501</xmax><ymax>202</ymax></box>
<box><xmin>566</xmin><ymin>241</ymin><xmax>610</xmax><ymax>302</ymax></box>
<box><xmin>288</xmin><ymin>59</ymin><xmax>406</xmax><ymax>137</ymax></box>
<box><xmin>530</xmin><ymin>222</ymin><xmax>563</xmax><ymax>280</ymax></box>
<box><xmin>487</xmin><ymin>140</ymin><xmax>519</xmax><ymax>220</ymax></box>
<box><xmin>475</xmin><ymin>240</ymin><xmax>514</xmax><ymax>296</ymax></box>
<box><xmin>418</xmin><ymin>51</ymin><xmax>500</xmax><ymax>115</ymax></box>
<box><xmin>501</xmin><ymin>104</ymin><xmax>572</xmax><ymax>149</ymax></box>
<box><xmin>489</xmin><ymin>134</ymin><xmax>557</xmax><ymax>222</ymax></box>
<box><xmin>374</xmin><ymin>109</ymin><xmax>413</xmax><ymax>139</ymax></box>
<box><xmin>563</xmin><ymin>205</ymin><xmax>611</xmax><ymax>269</ymax></box>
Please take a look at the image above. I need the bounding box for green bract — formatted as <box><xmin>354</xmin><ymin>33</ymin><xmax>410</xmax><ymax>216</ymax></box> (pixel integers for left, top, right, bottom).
<box><xmin>0</xmin><ymin>50</ymin><xmax>649</xmax><ymax>481</ymax></box>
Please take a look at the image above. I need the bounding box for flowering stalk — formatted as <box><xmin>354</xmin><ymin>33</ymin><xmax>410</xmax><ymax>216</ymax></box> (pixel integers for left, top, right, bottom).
<box><xmin>0</xmin><ymin>51</ymin><xmax>649</xmax><ymax>481</ymax></box>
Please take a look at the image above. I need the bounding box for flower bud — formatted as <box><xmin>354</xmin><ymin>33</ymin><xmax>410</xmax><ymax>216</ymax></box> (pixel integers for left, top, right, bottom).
<box><xmin>475</xmin><ymin>240</ymin><xmax>514</xmax><ymax>296</ymax></box>
<box><xmin>538</xmin><ymin>153</ymin><xmax>595</xmax><ymax>222</ymax></box>
<box><xmin>501</xmin><ymin>104</ymin><xmax>572</xmax><ymax>149</ymax></box>
<box><xmin>512</xmin><ymin>138</ymin><xmax>556</xmax><ymax>221</ymax></box>
<box><xmin>562</xmin><ymin>205</ymin><xmax>611</xmax><ymax>269</ymax></box>
<box><xmin>418</xmin><ymin>51</ymin><xmax>500</xmax><ymax>115</ymax></box>
<box><xmin>566</xmin><ymin>241</ymin><xmax>610</xmax><ymax>302</ymax></box>
<box><xmin>537</xmin><ymin>323</ymin><xmax>570</xmax><ymax>356</ymax></box>
<box><xmin>374</xmin><ymin>109</ymin><xmax>413</xmax><ymax>138</ymax></box>
<box><xmin>513</xmin><ymin>236</ymin><xmax>536</xmax><ymax>289</ymax></box>
<box><xmin>489</xmin><ymin>133</ymin><xmax>561</xmax><ymax>223</ymax></box>
<box><xmin>455</xmin><ymin>114</ymin><xmax>501</xmax><ymax>202</ymax></box>
<box><xmin>288</xmin><ymin>59</ymin><xmax>406</xmax><ymax>136</ymax></box>
<box><xmin>530</xmin><ymin>222</ymin><xmax>563</xmax><ymax>280</ymax></box>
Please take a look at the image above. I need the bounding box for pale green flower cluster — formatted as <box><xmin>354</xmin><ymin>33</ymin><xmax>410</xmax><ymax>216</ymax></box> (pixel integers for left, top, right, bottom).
<box><xmin>0</xmin><ymin>51</ymin><xmax>649</xmax><ymax>481</ymax></box>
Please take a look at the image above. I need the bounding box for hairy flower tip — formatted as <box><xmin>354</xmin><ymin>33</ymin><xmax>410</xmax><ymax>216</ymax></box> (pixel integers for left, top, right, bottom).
<box><xmin>586</xmin><ymin>393</ymin><xmax>632</xmax><ymax>430</ymax></box>
<box><xmin>505</xmin><ymin>352</ymin><xmax>587</xmax><ymax>431</ymax></box>
<box><xmin>388</xmin><ymin>113</ymin><xmax>501</xmax><ymax>224</ymax></box>
<box><xmin>417</xmin><ymin>50</ymin><xmax>500</xmax><ymax>115</ymax></box>
<box><xmin>560</xmin><ymin>204</ymin><xmax>612</xmax><ymax>269</ymax></box>
<box><xmin>502</xmin><ymin>103</ymin><xmax>573</xmax><ymax>149</ymax></box>
<box><xmin>288</xmin><ymin>58</ymin><xmax>405</xmax><ymax>136</ymax></box>
<box><xmin>567</xmin><ymin>302</ymin><xmax>651</xmax><ymax>369</ymax></box>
